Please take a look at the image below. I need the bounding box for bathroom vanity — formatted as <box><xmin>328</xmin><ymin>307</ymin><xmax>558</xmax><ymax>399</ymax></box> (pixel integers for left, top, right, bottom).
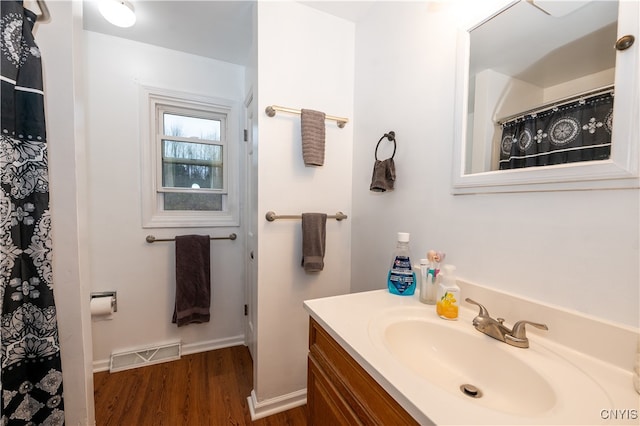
<box><xmin>304</xmin><ymin>288</ymin><xmax>639</xmax><ymax>425</ymax></box>
<box><xmin>307</xmin><ymin>317</ymin><xmax>418</xmax><ymax>425</ymax></box>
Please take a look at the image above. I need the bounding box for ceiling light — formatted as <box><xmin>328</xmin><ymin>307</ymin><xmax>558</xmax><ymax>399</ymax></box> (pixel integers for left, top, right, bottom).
<box><xmin>98</xmin><ymin>0</ymin><xmax>136</xmax><ymax>28</ymax></box>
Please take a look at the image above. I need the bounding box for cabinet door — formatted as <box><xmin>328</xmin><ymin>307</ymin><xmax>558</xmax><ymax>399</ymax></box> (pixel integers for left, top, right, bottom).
<box><xmin>308</xmin><ymin>318</ymin><xmax>419</xmax><ymax>426</ymax></box>
<box><xmin>308</xmin><ymin>355</ymin><xmax>363</xmax><ymax>426</ymax></box>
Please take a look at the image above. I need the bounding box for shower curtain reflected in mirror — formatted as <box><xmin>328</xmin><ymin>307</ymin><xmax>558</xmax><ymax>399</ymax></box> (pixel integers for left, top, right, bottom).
<box><xmin>499</xmin><ymin>91</ymin><xmax>614</xmax><ymax>170</ymax></box>
<box><xmin>1</xmin><ymin>2</ymin><xmax>64</xmax><ymax>424</ymax></box>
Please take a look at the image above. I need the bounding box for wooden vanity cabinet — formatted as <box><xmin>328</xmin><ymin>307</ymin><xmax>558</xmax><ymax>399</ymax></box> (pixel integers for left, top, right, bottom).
<box><xmin>307</xmin><ymin>318</ymin><xmax>419</xmax><ymax>425</ymax></box>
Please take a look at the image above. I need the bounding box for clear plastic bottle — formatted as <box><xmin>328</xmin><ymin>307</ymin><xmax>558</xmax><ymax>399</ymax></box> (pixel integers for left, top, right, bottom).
<box><xmin>418</xmin><ymin>258</ymin><xmax>429</xmax><ymax>303</ymax></box>
<box><xmin>419</xmin><ymin>258</ymin><xmax>437</xmax><ymax>304</ymax></box>
<box><xmin>436</xmin><ymin>265</ymin><xmax>459</xmax><ymax>320</ymax></box>
<box><xmin>387</xmin><ymin>232</ymin><xmax>416</xmax><ymax>296</ymax></box>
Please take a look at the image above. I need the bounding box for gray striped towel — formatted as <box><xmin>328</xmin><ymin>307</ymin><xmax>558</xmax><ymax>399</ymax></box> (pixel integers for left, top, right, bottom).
<box><xmin>301</xmin><ymin>109</ymin><xmax>326</xmax><ymax>166</ymax></box>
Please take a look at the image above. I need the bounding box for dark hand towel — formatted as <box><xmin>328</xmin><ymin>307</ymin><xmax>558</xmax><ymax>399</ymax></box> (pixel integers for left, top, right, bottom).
<box><xmin>370</xmin><ymin>158</ymin><xmax>396</xmax><ymax>192</ymax></box>
<box><xmin>301</xmin><ymin>109</ymin><xmax>326</xmax><ymax>166</ymax></box>
<box><xmin>301</xmin><ymin>213</ymin><xmax>327</xmax><ymax>272</ymax></box>
<box><xmin>173</xmin><ymin>235</ymin><xmax>211</xmax><ymax>326</ymax></box>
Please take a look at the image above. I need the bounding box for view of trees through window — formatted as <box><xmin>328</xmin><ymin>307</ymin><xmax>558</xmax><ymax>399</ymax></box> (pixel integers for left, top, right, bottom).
<box><xmin>162</xmin><ymin>140</ymin><xmax>223</xmax><ymax>189</ymax></box>
<box><xmin>161</xmin><ymin>112</ymin><xmax>224</xmax><ymax>211</ymax></box>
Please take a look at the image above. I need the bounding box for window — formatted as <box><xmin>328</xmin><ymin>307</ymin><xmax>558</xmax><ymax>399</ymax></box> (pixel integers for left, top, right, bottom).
<box><xmin>141</xmin><ymin>86</ymin><xmax>239</xmax><ymax>227</ymax></box>
<box><xmin>159</xmin><ymin>110</ymin><xmax>225</xmax><ymax>210</ymax></box>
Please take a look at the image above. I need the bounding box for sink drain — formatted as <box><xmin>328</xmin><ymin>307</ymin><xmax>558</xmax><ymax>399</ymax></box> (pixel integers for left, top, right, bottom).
<box><xmin>460</xmin><ymin>384</ymin><xmax>483</xmax><ymax>398</ymax></box>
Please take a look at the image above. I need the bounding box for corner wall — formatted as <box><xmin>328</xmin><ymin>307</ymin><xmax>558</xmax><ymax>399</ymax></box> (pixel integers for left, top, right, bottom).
<box><xmin>252</xmin><ymin>1</ymin><xmax>355</xmax><ymax>417</ymax></box>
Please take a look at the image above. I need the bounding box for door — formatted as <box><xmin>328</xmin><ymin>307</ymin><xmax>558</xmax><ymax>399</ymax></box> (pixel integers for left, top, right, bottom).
<box><xmin>244</xmin><ymin>92</ymin><xmax>257</xmax><ymax>360</ymax></box>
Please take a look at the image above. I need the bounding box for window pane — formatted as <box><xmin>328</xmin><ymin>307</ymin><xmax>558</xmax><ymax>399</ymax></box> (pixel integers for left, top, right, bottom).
<box><xmin>163</xmin><ymin>113</ymin><xmax>220</xmax><ymax>141</ymax></box>
<box><xmin>162</xmin><ymin>140</ymin><xmax>223</xmax><ymax>190</ymax></box>
<box><xmin>163</xmin><ymin>193</ymin><xmax>223</xmax><ymax>211</ymax></box>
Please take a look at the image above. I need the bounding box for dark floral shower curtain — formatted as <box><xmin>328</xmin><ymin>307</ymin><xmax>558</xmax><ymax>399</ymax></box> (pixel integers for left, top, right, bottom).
<box><xmin>499</xmin><ymin>91</ymin><xmax>614</xmax><ymax>170</ymax></box>
<box><xmin>1</xmin><ymin>2</ymin><xmax>64</xmax><ymax>425</ymax></box>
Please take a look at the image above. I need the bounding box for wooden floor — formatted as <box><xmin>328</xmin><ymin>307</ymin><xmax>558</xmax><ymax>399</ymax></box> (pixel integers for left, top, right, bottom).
<box><xmin>94</xmin><ymin>345</ymin><xmax>308</xmax><ymax>426</ymax></box>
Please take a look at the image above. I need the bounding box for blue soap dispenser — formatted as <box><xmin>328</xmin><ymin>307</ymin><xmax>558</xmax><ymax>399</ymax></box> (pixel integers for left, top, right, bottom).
<box><xmin>387</xmin><ymin>232</ymin><xmax>416</xmax><ymax>295</ymax></box>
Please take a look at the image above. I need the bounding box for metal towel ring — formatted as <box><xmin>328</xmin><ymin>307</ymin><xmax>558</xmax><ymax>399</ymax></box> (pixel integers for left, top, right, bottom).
<box><xmin>374</xmin><ymin>131</ymin><xmax>396</xmax><ymax>161</ymax></box>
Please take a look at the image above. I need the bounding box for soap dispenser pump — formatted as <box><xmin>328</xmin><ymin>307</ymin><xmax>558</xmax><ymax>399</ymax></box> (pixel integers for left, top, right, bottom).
<box><xmin>436</xmin><ymin>265</ymin><xmax>459</xmax><ymax>320</ymax></box>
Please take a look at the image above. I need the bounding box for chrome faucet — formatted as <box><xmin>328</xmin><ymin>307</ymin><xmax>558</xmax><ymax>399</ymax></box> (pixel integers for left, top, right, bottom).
<box><xmin>465</xmin><ymin>298</ymin><xmax>548</xmax><ymax>348</ymax></box>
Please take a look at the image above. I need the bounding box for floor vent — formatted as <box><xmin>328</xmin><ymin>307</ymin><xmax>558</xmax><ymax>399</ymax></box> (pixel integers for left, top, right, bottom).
<box><xmin>109</xmin><ymin>342</ymin><xmax>181</xmax><ymax>373</ymax></box>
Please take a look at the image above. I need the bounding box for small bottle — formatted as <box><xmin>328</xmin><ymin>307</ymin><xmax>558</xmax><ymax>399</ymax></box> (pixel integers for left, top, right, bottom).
<box><xmin>387</xmin><ymin>232</ymin><xmax>416</xmax><ymax>296</ymax></box>
<box><xmin>436</xmin><ymin>265</ymin><xmax>459</xmax><ymax>320</ymax></box>
<box><xmin>419</xmin><ymin>258</ymin><xmax>437</xmax><ymax>304</ymax></box>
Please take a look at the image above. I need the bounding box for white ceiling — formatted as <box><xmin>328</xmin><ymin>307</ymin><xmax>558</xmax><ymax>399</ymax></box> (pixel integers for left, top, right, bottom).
<box><xmin>470</xmin><ymin>1</ymin><xmax>618</xmax><ymax>87</ymax></box>
<box><xmin>82</xmin><ymin>1</ymin><xmax>255</xmax><ymax>66</ymax></box>
<box><xmin>82</xmin><ymin>1</ymin><xmax>375</xmax><ymax>66</ymax></box>
<box><xmin>299</xmin><ymin>1</ymin><xmax>376</xmax><ymax>22</ymax></box>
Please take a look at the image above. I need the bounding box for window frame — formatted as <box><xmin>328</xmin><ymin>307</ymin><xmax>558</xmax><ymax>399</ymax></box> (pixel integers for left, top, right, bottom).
<box><xmin>141</xmin><ymin>85</ymin><xmax>240</xmax><ymax>228</ymax></box>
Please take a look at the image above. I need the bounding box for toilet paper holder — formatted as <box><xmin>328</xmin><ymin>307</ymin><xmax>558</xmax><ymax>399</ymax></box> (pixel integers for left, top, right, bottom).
<box><xmin>91</xmin><ymin>291</ymin><xmax>117</xmax><ymax>312</ymax></box>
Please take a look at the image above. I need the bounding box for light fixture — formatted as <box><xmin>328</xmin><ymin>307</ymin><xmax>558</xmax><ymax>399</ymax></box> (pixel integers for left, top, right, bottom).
<box><xmin>98</xmin><ymin>0</ymin><xmax>136</xmax><ymax>28</ymax></box>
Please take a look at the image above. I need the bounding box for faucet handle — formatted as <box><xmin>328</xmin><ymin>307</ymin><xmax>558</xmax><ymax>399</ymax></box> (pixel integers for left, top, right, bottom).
<box><xmin>465</xmin><ymin>298</ymin><xmax>490</xmax><ymax>317</ymax></box>
<box><xmin>504</xmin><ymin>320</ymin><xmax>548</xmax><ymax>348</ymax></box>
<box><xmin>510</xmin><ymin>320</ymin><xmax>548</xmax><ymax>339</ymax></box>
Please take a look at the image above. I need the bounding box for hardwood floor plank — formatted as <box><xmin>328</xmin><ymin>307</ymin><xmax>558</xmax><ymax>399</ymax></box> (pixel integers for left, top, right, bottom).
<box><xmin>94</xmin><ymin>346</ymin><xmax>308</xmax><ymax>426</ymax></box>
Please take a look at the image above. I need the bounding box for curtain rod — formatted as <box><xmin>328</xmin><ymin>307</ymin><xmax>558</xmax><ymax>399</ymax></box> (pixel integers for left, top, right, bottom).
<box><xmin>265</xmin><ymin>105</ymin><xmax>349</xmax><ymax>128</ymax></box>
<box><xmin>496</xmin><ymin>84</ymin><xmax>614</xmax><ymax>125</ymax></box>
<box><xmin>36</xmin><ymin>0</ymin><xmax>50</xmax><ymax>22</ymax></box>
<box><xmin>145</xmin><ymin>233</ymin><xmax>237</xmax><ymax>243</ymax></box>
<box><xmin>265</xmin><ymin>211</ymin><xmax>348</xmax><ymax>222</ymax></box>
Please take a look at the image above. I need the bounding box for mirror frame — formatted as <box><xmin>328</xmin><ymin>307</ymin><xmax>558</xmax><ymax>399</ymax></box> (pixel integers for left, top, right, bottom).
<box><xmin>452</xmin><ymin>1</ymin><xmax>639</xmax><ymax>194</ymax></box>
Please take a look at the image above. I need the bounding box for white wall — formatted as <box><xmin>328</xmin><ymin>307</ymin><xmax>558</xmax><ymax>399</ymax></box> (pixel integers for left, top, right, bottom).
<box><xmin>351</xmin><ymin>1</ymin><xmax>639</xmax><ymax>328</ymax></box>
<box><xmin>36</xmin><ymin>1</ymin><xmax>95</xmax><ymax>424</ymax></box>
<box><xmin>252</xmin><ymin>0</ymin><xmax>354</xmax><ymax>413</ymax></box>
<box><xmin>470</xmin><ymin>69</ymin><xmax>523</xmax><ymax>173</ymax></box>
<box><xmin>543</xmin><ymin>68</ymin><xmax>615</xmax><ymax>102</ymax></box>
<box><xmin>83</xmin><ymin>31</ymin><xmax>247</xmax><ymax>367</ymax></box>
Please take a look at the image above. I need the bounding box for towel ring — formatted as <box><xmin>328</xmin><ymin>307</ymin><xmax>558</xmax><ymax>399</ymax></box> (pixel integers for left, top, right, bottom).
<box><xmin>374</xmin><ymin>131</ymin><xmax>396</xmax><ymax>161</ymax></box>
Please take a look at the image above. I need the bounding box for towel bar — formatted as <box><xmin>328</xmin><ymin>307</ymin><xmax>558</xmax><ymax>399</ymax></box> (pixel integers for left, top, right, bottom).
<box><xmin>265</xmin><ymin>211</ymin><xmax>348</xmax><ymax>222</ymax></box>
<box><xmin>265</xmin><ymin>105</ymin><xmax>348</xmax><ymax>128</ymax></box>
<box><xmin>146</xmin><ymin>233</ymin><xmax>237</xmax><ymax>243</ymax></box>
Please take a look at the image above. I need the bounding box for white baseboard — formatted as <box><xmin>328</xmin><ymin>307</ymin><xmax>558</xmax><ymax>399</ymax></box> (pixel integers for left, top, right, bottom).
<box><xmin>92</xmin><ymin>359</ymin><xmax>110</xmax><ymax>373</ymax></box>
<box><xmin>181</xmin><ymin>334</ymin><xmax>245</xmax><ymax>356</ymax></box>
<box><xmin>247</xmin><ymin>388</ymin><xmax>307</xmax><ymax>421</ymax></box>
<box><xmin>92</xmin><ymin>334</ymin><xmax>245</xmax><ymax>373</ymax></box>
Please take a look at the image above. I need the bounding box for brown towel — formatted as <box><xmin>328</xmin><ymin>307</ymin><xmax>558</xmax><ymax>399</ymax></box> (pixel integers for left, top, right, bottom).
<box><xmin>301</xmin><ymin>109</ymin><xmax>326</xmax><ymax>166</ymax></box>
<box><xmin>301</xmin><ymin>213</ymin><xmax>327</xmax><ymax>272</ymax></box>
<box><xmin>173</xmin><ymin>235</ymin><xmax>211</xmax><ymax>326</ymax></box>
<box><xmin>370</xmin><ymin>158</ymin><xmax>396</xmax><ymax>192</ymax></box>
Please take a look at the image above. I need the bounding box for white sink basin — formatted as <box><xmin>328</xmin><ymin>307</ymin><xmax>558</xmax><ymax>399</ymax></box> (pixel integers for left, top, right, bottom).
<box><xmin>381</xmin><ymin>318</ymin><xmax>556</xmax><ymax>415</ymax></box>
<box><xmin>369</xmin><ymin>306</ymin><xmax>613</xmax><ymax>421</ymax></box>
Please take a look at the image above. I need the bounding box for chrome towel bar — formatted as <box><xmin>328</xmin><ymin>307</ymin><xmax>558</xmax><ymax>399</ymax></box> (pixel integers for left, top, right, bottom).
<box><xmin>265</xmin><ymin>211</ymin><xmax>348</xmax><ymax>222</ymax></box>
<box><xmin>265</xmin><ymin>105</ymin><xmax>348</xmax><ymax>128</ymax></box>
<box><xmin>146</xmin><ymin>233</ymin><xmax>237</xmax><ymax>243</ymax></box>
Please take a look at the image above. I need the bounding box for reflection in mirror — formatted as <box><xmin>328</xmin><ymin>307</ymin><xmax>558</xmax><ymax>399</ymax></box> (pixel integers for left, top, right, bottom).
<box><xmin>465</xmin><ymin>0</ymin><xmax>618</xmax><ymax>174</ymax></box>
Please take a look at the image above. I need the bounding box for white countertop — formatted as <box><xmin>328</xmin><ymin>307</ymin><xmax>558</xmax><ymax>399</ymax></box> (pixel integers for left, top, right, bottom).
<box><xmin>304</xmin><ymin>289</ymin><xmax>640</xmax><ymax>425</ymax></box>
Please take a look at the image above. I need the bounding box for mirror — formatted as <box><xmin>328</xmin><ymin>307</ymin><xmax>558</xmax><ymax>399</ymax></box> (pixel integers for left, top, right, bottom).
<box><xmin>452</xmin><ymin>0</ymin><xmax>640</xmax><ymax>193</ymax></box>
